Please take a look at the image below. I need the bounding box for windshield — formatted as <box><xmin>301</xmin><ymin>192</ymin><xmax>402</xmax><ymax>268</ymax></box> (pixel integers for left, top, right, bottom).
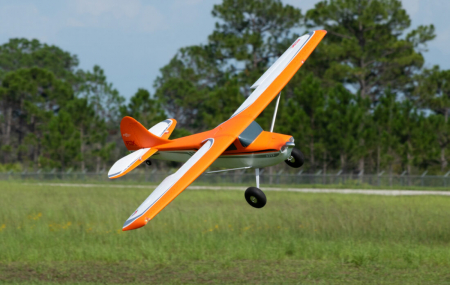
<box><xmin>239</xmin><ymin>121</ymin><xmax>263</xmax><ymax>147</ymax></box>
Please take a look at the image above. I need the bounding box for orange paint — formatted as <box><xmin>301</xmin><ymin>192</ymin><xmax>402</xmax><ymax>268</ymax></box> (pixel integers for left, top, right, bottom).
<box><xmin>116</xmin><ymin>30</ymin><xmax>327</xmax><ymax>231</ymax></box>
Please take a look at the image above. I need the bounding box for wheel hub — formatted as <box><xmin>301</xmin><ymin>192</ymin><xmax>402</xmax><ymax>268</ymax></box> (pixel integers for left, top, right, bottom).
<box><xmin>250</xmin><ymin>196</ymin><xmax>257</xmax><ymax>203</ymax></box>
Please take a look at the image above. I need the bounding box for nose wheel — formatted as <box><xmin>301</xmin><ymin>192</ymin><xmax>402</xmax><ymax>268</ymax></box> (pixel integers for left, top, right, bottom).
<box><xmin>245</xmin><ymin>168</ymin><xmax>267</xmax><ymax>208</ymax></box>
<box><xmin>285</xmin><ymin>148</ymin><xmax>304</xmax><ymax>168</ymax></box>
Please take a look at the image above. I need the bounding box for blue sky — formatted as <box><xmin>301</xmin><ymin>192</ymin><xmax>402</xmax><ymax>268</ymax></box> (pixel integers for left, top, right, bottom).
<box><xmin>0</xmin><ymin>0</ymin><xmax>449</xmax><ymax>100</ymax></box>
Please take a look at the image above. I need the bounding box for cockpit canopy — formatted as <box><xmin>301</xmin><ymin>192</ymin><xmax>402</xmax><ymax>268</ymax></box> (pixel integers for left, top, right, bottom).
<box><xmin>238</xmin><ymin>121</ymin><xmax>263</xmax><ymax>147</ymax></box>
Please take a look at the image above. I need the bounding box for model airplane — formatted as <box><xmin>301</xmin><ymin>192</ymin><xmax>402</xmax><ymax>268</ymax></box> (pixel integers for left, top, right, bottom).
<box><xmin>108</xmin><ymin>30</ymin><xmax>327</xmax><ymax>231</ymax></box>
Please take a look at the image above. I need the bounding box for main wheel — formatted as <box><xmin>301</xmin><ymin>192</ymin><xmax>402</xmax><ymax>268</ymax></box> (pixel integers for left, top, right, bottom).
<box><xmin>145</xmin><ymin>160</ymin><xmax>152</xmax><ymax>166</ymax></box>
<box><xmin>285</xmin><ymin>148</ymin><xmax>304</xmax><ymax>168</ymax></box>
<box><xmin>245</xmin><ymin>187</ymin><xmax>266</xmax><ymax>208</ymax></box>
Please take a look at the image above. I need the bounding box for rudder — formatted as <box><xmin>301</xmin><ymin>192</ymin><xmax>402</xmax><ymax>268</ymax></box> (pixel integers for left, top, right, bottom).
<box><xmin>120</xmin><ymin>116</ymin><xmax>171</xmax><ymax>150</ymax></box>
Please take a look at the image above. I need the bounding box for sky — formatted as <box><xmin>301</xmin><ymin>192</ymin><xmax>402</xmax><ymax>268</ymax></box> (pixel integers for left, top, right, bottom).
<box><xmin>0</xmin><ymin>0</ymin><xmax>449</xmax><ymax>100</ymax></box>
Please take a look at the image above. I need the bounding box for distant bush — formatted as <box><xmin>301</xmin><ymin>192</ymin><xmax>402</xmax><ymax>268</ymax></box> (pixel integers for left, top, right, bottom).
<box><xmin>0</xmin><ymin>163</ymin><xmax>22</xmax><ymax>173</ymax></box>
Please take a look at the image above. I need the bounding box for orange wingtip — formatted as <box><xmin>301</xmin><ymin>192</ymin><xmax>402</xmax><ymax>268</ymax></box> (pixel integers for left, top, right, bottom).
<box><xmin>122</xmin><ymin>216</ymin><xmax>150</xmax><ymax>231</ymax></box>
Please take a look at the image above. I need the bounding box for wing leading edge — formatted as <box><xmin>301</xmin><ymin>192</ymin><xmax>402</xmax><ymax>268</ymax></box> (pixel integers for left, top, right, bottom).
<box><xmin>230</xmin><ymin>30</ymin><xmax>327</xmax><ymax>121</ymax></box>
<box><xmin>122</xmin><ymin>135</ymin><xmax>235</xmax><ymax>231</ymax></box>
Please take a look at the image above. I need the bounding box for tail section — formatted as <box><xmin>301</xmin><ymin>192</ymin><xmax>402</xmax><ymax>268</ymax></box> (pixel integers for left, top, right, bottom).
<box><xmin>110</xmin><ymin>117</ymin><xmax>177</xmax><ymax>179</ymax></box>
<box><xmin>149</xmin><ymin>119</ymin><xmax>177</xmax><ymax>140</ymax></box>
<box><xmin>108</xmin><ymin>148</ymin><xmax>158</xmax><ymax>179</ymax></box>
<box><xmin>121</xmin><ymin>117</ymin><xmax>171</xmax><ymax>151</ymax></box>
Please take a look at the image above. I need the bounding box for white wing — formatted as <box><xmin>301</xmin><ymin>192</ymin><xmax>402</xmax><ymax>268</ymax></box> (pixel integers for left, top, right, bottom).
<box><xmin>231</xmin><ymin>33</ymin><xmax>314</xmax><ymax>119</ymax></box>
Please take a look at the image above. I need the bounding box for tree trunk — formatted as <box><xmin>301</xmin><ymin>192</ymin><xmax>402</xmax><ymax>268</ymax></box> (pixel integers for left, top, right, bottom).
<box><xmin>60</xmin><ymin>148</ymin><xmax>65</xmax><ymax>171</ymax></box>
<box><xmin>96</xmin><ymin>156</ymin><xmax>101</xmax><ymax>173</ymax></box>
<box><xmin>80</xmin><ymin>128</ymin><xmax>85</xmax><ymax>172</ymax></box>
<box><xmin>1</xmin><ymin>106</ymin><xmax>13</xmax><ymax>163</ymax></box>
<box><xmin>3</xmin><ymin>107</ymin><xmax>12</xmax><ymax>146</ymax></box>
<box><xmin>358</xmin><ymin>157</ymin><xmax>364</xmax><ymax>174</ymax></box>
<box><xmin>406</xmin><ymin>152</ymin><xmax>412</xmax><ymax>175</ymax></box>
<box><xmin>310</xmin><ymin>138</ymin><xmax>315</xmax><ymax>172</ymax></box>
<box><xmin>407</xmin><ymin>152</ymin><xmax>413</xmax><ymax>186</ymax></box>
<box><xmin>33</xmin><ymin>144</ymin><xmax>39</xmax><ymax>172</ymax></box>
<box><xmin>310</xmin><ymin>114</ymin><xmax>315</xmax><ymax>172</ymax></box>
<box><xmin>376</xmin><ymin>145</ymin><xmax>380</xmax><ymax>174</ymax></box>
<box><xmin>340</xmin><ymin>153</ymin><xmax>346</xmax><ymax>172</ymax></box>
<box><xmin>441</xmin><ymin>147</ymin><xmax>447</xmax><ymax>173</ymax></box>
<box><xmin>389</xmin><ymin>163</ymin><xmax>393</xmax><ymax>187</ymax></box>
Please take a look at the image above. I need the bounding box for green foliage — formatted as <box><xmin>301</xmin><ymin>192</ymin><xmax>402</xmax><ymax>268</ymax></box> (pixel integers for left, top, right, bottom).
<box><xmin>0</xmin><ymin>38</ymin><xmax>78</xmax><ymax>81</ymax></box>
<box><xmin>326</xmin><ymin>85</ymin><xmax>368</xmax><ymax>170</ymax></box>
<box><xmin>42</xmin><ymin>111</ymin><xmax>80</xmax><ymax>169</ymax></box>
<box><xmin>120</xmin><ymin>88</ymin><xmax>166</xmax><ymax>128</ymax></box>
<box><xmin>306</xmin><ymin>0</ymin><xmax>435</xmax><ymax>101</ymax></box>
<box><xmin>210</xmin><ymin>0</ymin><xmax>302</xmax><ymax>87</ymax></box>
<box><xmin>279</xmin><ymin>74</ymin><xmax>326</xmax><ymax>171</ymax></box>
<box><xmin>0</xmin><ymin>40</ymin><xmax>124</xmax><ymax>171</ymax></box>
<box><xmin>149</xmin><ymin>0</ymin><xmax>448</xmax><ymax>174</ymax></box>
<box><xmin>0</xmin><ymin>0</ymin><xmax>449</xmax><ymax>175</ymax></box>
<box><xmin>0</xmin><ymin>163</ymin><xmax>22</xmax><ymax>172</ymax></box>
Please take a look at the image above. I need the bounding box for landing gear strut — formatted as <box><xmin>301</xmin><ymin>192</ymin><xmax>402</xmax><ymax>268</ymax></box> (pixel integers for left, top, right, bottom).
<box><xmin>245</xmin><ymin>168</ymin><xmax>266</xmax><ymax>208</ymax></box>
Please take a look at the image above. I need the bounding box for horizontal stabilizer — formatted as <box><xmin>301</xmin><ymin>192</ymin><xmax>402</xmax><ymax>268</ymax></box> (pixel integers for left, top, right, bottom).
<box><xmin>149</xmin><ymin>119</ymin><xmax>177</xmax><ymax>140</ymax></box>
<box><xmin>121</xmin><ymin>116</ymin><xmax>171</xmax><ymax>151</ymax></box>
<box><xmin>108</xmin><ymin>148</ymin><xmax>158</xmax><ymax>179</ymax></box>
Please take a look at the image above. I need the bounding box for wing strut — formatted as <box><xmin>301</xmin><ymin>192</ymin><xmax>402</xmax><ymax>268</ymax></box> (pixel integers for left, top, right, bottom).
<box><xmin>270</xmin><ymin>92</ymin><xmax>281</xmax><ymax>132</ymax></box>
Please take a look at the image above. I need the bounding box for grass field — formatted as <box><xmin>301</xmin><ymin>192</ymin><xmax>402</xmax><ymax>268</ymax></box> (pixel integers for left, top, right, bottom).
<box><xmin>1</xmin><ymin>181</ymin><xmax>450</xmax><ymax>284</ymax></box>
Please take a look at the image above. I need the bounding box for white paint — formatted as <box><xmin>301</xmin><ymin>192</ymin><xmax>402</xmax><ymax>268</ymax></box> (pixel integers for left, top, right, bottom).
<box><xmin>250</xmin><ymin>40</ymin><xmax>300</xmax><ymax>89</ymax></box>
<box><xmin>122</xmin><ymin>138</ymin><xmax>214</xmax><ymax>228</ymax></box>
<box><xmin>107</xmin><ymin>148</ymin><xmax>150</xmax><ymax>178</ymax></box>
<box><xmin>230</xmin><ymin>33</ymin><xmax>313</xmax><ymax>118</ymax></box>
<box><xmin>148</xmin><ymin>119</ymin><xmax>173</xmax><ymax>137</ymax></box>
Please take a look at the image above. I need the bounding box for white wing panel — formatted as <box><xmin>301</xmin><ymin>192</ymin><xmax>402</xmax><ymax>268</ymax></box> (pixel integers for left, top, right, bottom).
<box><xmin>250</xmin><ymin>35</ymin><xmax>309</xmax><ymax>89</ymax></box>
<box><xmin>148</xmin><ymin>119</ymin><xmax>173</xmax><ymax>137</ymax></box>
<box><xmin>232</xmin><ymin>33</ymin><xmax>313</xmax><ymax>118</ymax></box>
<box><xmin>108</xmin><ymin>148</ymin><xmax>150</xmax><ymax>178</ymax></box>
<box><xmin>122</xmin><ymin>139</ymin><xmax>214</xmax><ymax>229</ymax></box>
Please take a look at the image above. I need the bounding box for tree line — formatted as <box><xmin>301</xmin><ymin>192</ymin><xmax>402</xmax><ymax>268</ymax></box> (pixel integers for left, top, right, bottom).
<box><xmin>1</xmin><ymin>0</ymin><xmax>449</xmax><ymax>175</ymax></box>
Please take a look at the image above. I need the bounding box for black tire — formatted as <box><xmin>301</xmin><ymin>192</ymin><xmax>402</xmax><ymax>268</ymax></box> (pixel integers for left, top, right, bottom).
<box><xmin>245</xmin><ymin>187</ymin><xmax>266</xmax><ymax>208</ymax></box>
<box><xmin>145</xmin><ymin>160</ymin><xmax>152</xmax><ymax>166</ymax></box>
<box><xmin>285</xmin><ymin>148</ymin><xmax>304</xmax><ymax>168</ymax></box>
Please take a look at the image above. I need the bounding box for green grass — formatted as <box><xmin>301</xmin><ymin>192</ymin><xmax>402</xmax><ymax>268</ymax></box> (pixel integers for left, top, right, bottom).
<box><xmin>1</xmin><ymin>181</ymin><xmax>450</xmax><ymax>284</ymax></box>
